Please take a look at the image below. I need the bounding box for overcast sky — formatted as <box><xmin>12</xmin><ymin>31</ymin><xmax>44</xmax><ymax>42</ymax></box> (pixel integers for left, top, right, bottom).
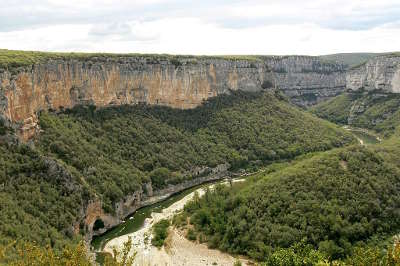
<box><xmin>1</xmin><ymin>0</ymin><xmax>399</xmax><ymax>55</ymax></box>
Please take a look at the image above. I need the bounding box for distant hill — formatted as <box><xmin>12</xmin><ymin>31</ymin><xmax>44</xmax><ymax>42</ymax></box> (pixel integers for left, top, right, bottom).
<box><xmin>176</xmin><ymin>88</ymin><xmax>400</xmax><ymax>263</ymax></box>
<box><xmin>319</xmin><ymin>53</ymin><xmax>382</xmax><ymax>68</ymax></box>
<box><xmin>311</xmin><ymin>92</ymin><xmax>400</xmax><ymax>137</ymax></box>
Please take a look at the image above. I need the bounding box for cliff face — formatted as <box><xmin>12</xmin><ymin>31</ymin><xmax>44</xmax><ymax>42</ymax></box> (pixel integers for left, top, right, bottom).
<box><xmin>346</xmin><ymin>55</ymin><xmax>400</xmax><ymax>93</ymax></box>
<box><xmin>85</xmin><ymin>163</ymin><xmax>230</xmax><ymax>242</ymax></box>
<box><xmin>267</xmin><ymin>56</ymin><xmax>346</xmax><ymax>106</ymax></box>
<box><xmin>0</xmin><ymin>55</ymin><xmax>346</xmax><ymax>140</ymax></box>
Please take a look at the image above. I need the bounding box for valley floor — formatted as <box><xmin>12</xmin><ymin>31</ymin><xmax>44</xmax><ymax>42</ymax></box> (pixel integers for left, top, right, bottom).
<box><xmin>104</xmin><ymin>180</ymin><xmax>248</xmax><ymax>266</ymax></box>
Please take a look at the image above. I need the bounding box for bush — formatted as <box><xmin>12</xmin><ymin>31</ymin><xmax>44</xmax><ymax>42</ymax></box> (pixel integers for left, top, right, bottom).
<box><xmin>186</xmin><ymin>228</ymin><xmax>197</xmax><ymax>241</ymax></box>
<box><xmin>233</xmin><ymin>260</ymin><xmax>242</xmax><ymax>266</ymax></box>
<box><xmin>182</xmin><ymin>145</ymin><xmax>400</xmax><ymax>260</ymax></box>
<box><xmin>0</xmin><ymin>239</ymin><xmax>136</xmax><ymax>266</ymax></box>
<box><xmin>261</xmin><ymin>80</ymin><xmax>274</xmax><ymax>89</ymax></box>
<box><xmin>151</xmin><ymin>219</ymin><xmax>170</xmax><ymax>247</ymax></box>
<box><xmin>0</xmin><ymin>119</ymin><xmax>7</xmax><ymax>135</ymax></box>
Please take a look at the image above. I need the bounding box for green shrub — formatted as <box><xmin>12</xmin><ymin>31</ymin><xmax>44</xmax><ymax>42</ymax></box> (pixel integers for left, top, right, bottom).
<box><xmin>186</xmin><ymin>228</ymin><xmax>197</xmax><ymax>241</ymax></box>
<box><xmin>151</xmin><ymin>219</ymin><xmax>170</xmax><ymax>247</ymax></box>
<box><xmin>182</xmin><ymin>144</ymin><xmax>400</xmax><ymax>260</ymax></box>
<box><xmin>0</xmin><ymin>119</ymin><xmax>7</xmax><ymax>135</ymax></box>
<box><xmin>233</xmin><ymin>260</ymin><xmax>242</xmax><ymax>266</ymax></box>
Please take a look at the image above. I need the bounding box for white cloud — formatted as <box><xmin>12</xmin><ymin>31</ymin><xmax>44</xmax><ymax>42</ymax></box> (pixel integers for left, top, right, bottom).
<box><xmin>0</xmin><ymin>0</ymin><xmax>399</xmax><ymax>55</ymax></box>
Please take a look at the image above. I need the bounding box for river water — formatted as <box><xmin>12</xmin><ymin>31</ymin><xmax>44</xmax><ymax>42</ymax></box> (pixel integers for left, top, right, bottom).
<box><xmin>91</xmin><ymin>127</ymin><xmax>380</xmax><ymax>254</ymax></box>
<box><xmin>343</xmin><ymin>126</ymin><xmax>381</xmax><ymax>145</ymax></box>
<box><xmin>91</xmin><ymin>179</ymin><xmax>225</xmax><ymax>252</ymax></box>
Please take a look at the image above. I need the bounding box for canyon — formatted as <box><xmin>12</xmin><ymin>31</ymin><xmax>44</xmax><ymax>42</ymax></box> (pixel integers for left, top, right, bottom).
<box><xmin>0</xmin><ymin>55</ymin><xmax>346</xmax><ymax>140</ymax></box>
<box><xmin>3</xmin><ymin>52</ymin><xmax>399</xmax><ymax>142</ymax></box>
<box><xmin>85</xmin><ymin>164</ymin><xmax>229</xmax><ymax>242</ymax></box>
<box><xmin>1</xmin><ymin>51</ymin><xmax>400</xmax><ymax>247</ymax></box>
<box><xmin>346</xmin><ymin>54</ymin><xmax>400</xmax><ymax>93</ymax></box>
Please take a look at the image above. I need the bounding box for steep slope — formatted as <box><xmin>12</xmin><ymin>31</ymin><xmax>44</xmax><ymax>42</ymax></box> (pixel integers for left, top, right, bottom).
<box><xmin>319</xmin><ymin>53</ymin><xmax>381</xmax><ymax>68</ymax></box>
<box><xmin>311</xmin><ymin>92</ymin><xmax>400</xmax><ymax>137</ymax></box>
<box><xmin>179</xmin><ymin>139</ymin><xmax>400</xmax><ymax>261</ymax></box>
<box><xmin>180</xmin><ymin>76</ymin><xmax>400</xmax><ymax>262</ymax></box>
<box><xmin>0</xmin><ymin>50</ymin><xmax>347</xmax><ymax>140</ymax></box>
<box><xmin>346</xmin><ymin>53</ymin><xmax>400</xmax><ymax>93</ymax></box>
<box><xmin>0</xmin><ymin>91</ymin><xmax>355</xmax><ymax>254</ymax></box>
<box><xmin>0</xmin><ymin>143</ymin><xmax>86</xmax><ymax>249</ymax></box>
<box><xmin>311</xmin><ymin>53</ymin><xmax>400</xmax><ymax>138</ymax></box>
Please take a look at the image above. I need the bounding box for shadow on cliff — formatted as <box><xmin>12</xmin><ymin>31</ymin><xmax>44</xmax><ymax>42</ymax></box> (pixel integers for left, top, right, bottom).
<box><xmin>63</xmin><ymin>90</ymin><xmax>285</xmax><ymax>132</ymax></box>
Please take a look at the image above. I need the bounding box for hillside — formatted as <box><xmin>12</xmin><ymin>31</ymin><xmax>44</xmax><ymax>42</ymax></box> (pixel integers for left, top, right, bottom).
<box><xmin>0</xmin><ymin>143</ymin><xmax>86</xmax><ymax>252</ymax></box>
<box><xmin>174</xmin><ymin>89</ymin><xmax>400</xmax><ymax>264</ymax></box>
<box><xmin>319</xmin><ymin>53</ymin><xmax>381</xmax><ymax>68</ymax></box>
<box><xmin>178</xmin><ymin>135</ymin><xmax>400</xmax><ymax>262</ymax></box>
<box><xmin>0</xmin><ymin>91</ymin><xmax>355</xmax><ymax>258</ymax></box>
<box><xmin>311</xmin><ymin>92</ymin><xmax>400</xmax><ymax>136</ymax></box>
<box><xmin>0</xmin><ymin>49</ymin><xmax>347</xmax><ymax>141</ymax></box>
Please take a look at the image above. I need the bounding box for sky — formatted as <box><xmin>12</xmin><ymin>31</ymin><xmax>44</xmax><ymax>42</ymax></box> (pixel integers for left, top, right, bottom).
<box><xmin>0</xmin><ymin>0</ymin><xmax>399</xmax><ymax>55</ymax></box>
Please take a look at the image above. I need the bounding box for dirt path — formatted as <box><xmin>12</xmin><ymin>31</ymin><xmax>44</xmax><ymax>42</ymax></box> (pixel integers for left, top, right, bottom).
<box><xmin>104</xmin><ymin>179</ymin><xmax>249</xmax><ymax>266</ymax></box>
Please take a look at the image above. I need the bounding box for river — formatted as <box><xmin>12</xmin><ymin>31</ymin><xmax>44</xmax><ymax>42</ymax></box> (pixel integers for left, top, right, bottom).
<box><xmin>343</xmin><ymin>126</ymin><xmax>381</xmax><ymax>145</ymax></box>
<box><xmin>91</xmin><ymin>178</ymin><xmax>242</xmax><ymax>264</ymax></box>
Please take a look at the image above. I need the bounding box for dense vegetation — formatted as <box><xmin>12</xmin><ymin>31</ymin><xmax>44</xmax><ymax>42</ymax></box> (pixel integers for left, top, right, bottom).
<box><xmin>0</xmin><ymin>143</ymin><xmax>87</xmax><ymax>251</ymax></box>
<box><xmin>0</xmin><ymin>119</ymin><xmax>11</xmax><ymax>136</ymax></box>
<box><xmin>177</xmin><ymin>136</ymin><xmax>400</xmax><ymax>261</ymax></box>
<box><xmin>2</xmin><ymin>236</ymin><xmax>398</xmax><ymax>265</ymax></box>
<box><xmin>0</xmin><ymin>90</ymin><xmax>354</xmax><ymax>262</ymax></box>
<box><xmin>319</xmin><ymin>53</ymin><xmax>381</xmax><ymax>68</ymax></box>
<box><xmin>261</xmin><ymin>240</ymin><xmax>400</xmax><ymax>266</ymax></box>
<box><xmin>36</xmin><ymin>91</ymin><xmax>354</xmax><ymax>212</ymax></box>
<box><xmin>310</xmin><ymin>93</ymin><xmax>359</xmax><ymax>125</ymax></box>
<box><xmin>151</xmin><ymin>219</ymin><xmax>170</xmax><ymax>247</ymax></box>
<box><xmin>0</xmin><ymin>49</ymin><xmax>261</xmax><ymax>72</ymax></box>
<box><xmin>0</xmin><ymin>239</ymin><xmax>136</xmax><ymax>266</ymax></box>
<box><xmin>311</xmin><ymin>92</ymin><xmax>400</xmax><ymax>136</ymax></box>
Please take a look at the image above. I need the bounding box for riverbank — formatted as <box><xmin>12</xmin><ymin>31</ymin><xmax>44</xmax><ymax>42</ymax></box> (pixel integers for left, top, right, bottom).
<box><xmin>90</xmin><ymin>164</ymin><xmax>230</xmax><ymax>250</ymax></box>
<box><xmin>343</xmin><ymin>125</ymin><xmax>381</xmax><ymax>145</ymax></box>
<box><xmin>104</xmin><ymin>179</ymin><xmax>249</xmax><ymax>266</ymax></box>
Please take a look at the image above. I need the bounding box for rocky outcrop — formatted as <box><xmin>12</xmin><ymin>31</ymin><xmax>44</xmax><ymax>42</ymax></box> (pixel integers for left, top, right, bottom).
<box><xmin>85</xmin><ymin>163</ymin><xmax>230</xmax><ymax>242</ymax></box>
<box><xmin>346</xmin><ymin>55</ymin><xmax>400</xmax><ymax>93</ymax></box>
<box><xmin>267</xmin><ymin>56</ymin><xmax>346</xmax><ymax>106</ymax></box>
<box><xmin>0</xmin><ymin>55</ymin><xmax>346</xmax><ymax>140</ymax></box>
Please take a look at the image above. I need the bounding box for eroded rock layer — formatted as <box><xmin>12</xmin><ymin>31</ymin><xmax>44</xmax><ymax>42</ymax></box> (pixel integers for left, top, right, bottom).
<box><xmin>0</xmin><ymin>55</ymin><xmax>346</xmax><ymax>140</ymax></box>
<box><xmin>346</xmin><ymin>55</ymin><xmax>400</xmax><ymax>93</ymax></box>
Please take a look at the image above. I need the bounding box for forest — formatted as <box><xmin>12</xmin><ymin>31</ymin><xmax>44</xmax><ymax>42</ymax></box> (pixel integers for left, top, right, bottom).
<box><xmin>36</xmin><ymin>91</ymin><xmax>354</xmax><ymax>213</ymax></box>
<box><xmin>168</xmin><ymin>91</ymin><xmax>400</xmax><ymax>264</ymax></box>
<box><xmin>311</xmin><ymin>92</ymin><xmax>400</xmax><ymax>137</ymax></box>
<box><xmin>0</xmin><ymin>90</ymin><xmax>355</xmax><ymax>262</ymax></box>
<box><xmin>0</xmin><ymin>143</ymin><xmax>86</xmax><ymax>254</ymax></box>
<box><xmin>0</xmin><ymin>88</ymin><xmax>399</xmax><ymax>264</ymax></box>
<box><xmin>176</xmin><ymin>127</ymin><xmax>400</xmax><ymax>263</ymax></box>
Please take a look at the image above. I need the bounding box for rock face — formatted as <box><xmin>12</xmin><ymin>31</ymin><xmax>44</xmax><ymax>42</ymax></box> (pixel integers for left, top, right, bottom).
<box><xmin>346</xmin><ymin>55</ymin><xmax>400</xmax><ymax>93</ymax></box>
<box><xmin>0</xmin><ymin>55</ymin><xmax>346</xmax><ymax>140</ymax></box>
<box><xmin>267</xmin><ymin>56</ymin><xmax>346</xmax><ymax>106</ymax></box>
<box><xmin>85</xmin><ymin>163</ymin><xmax>230</xmax><ymax>242</ymax></box>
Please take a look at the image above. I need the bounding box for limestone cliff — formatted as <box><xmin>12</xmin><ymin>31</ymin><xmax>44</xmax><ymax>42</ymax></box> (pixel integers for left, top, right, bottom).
<box><xmin>84</xmin><ymin>163</ymin><xmax>230</xmax><ymax>243</ymax></box>
<box><xmin>346</xmin><ymin>54</ymin><xmax>400</xmax><ymax>93</ymax></box>
<box><xmin>266</xmin><ymin>56</ymin><xmax>346</xmax><ymax>106</ymax></box>
<box><xmin>0</xmin><ymin>55</ymin><xmax>346</xmax><ymax>140</ymax></box>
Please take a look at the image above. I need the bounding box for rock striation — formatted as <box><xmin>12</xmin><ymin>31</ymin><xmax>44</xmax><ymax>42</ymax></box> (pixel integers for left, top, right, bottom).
<box><xmin>346</xmin><ymin>55</ymin><xmax>400</xmax><ymax>93</ymax></box>
<box><xmin>267</xmin><ymin>56</ymin><xmax>346</xmax><ymax>106</ymax></box>
<box><xmin>0</xmin><ymin>55</ymin><xmax>346</xmax><ymax>140</ymax></box>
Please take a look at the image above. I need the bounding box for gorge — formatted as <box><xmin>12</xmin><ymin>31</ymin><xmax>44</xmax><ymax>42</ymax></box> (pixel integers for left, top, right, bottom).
<box><xmin>1</xmin><ymin>50</ymin><xmax>400</xmax><ymax>265</ymax></box>
<box><xmin>0</xmin><ymin>52</ymin><xmax>346</xmax><ymax>140</ymax></box>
